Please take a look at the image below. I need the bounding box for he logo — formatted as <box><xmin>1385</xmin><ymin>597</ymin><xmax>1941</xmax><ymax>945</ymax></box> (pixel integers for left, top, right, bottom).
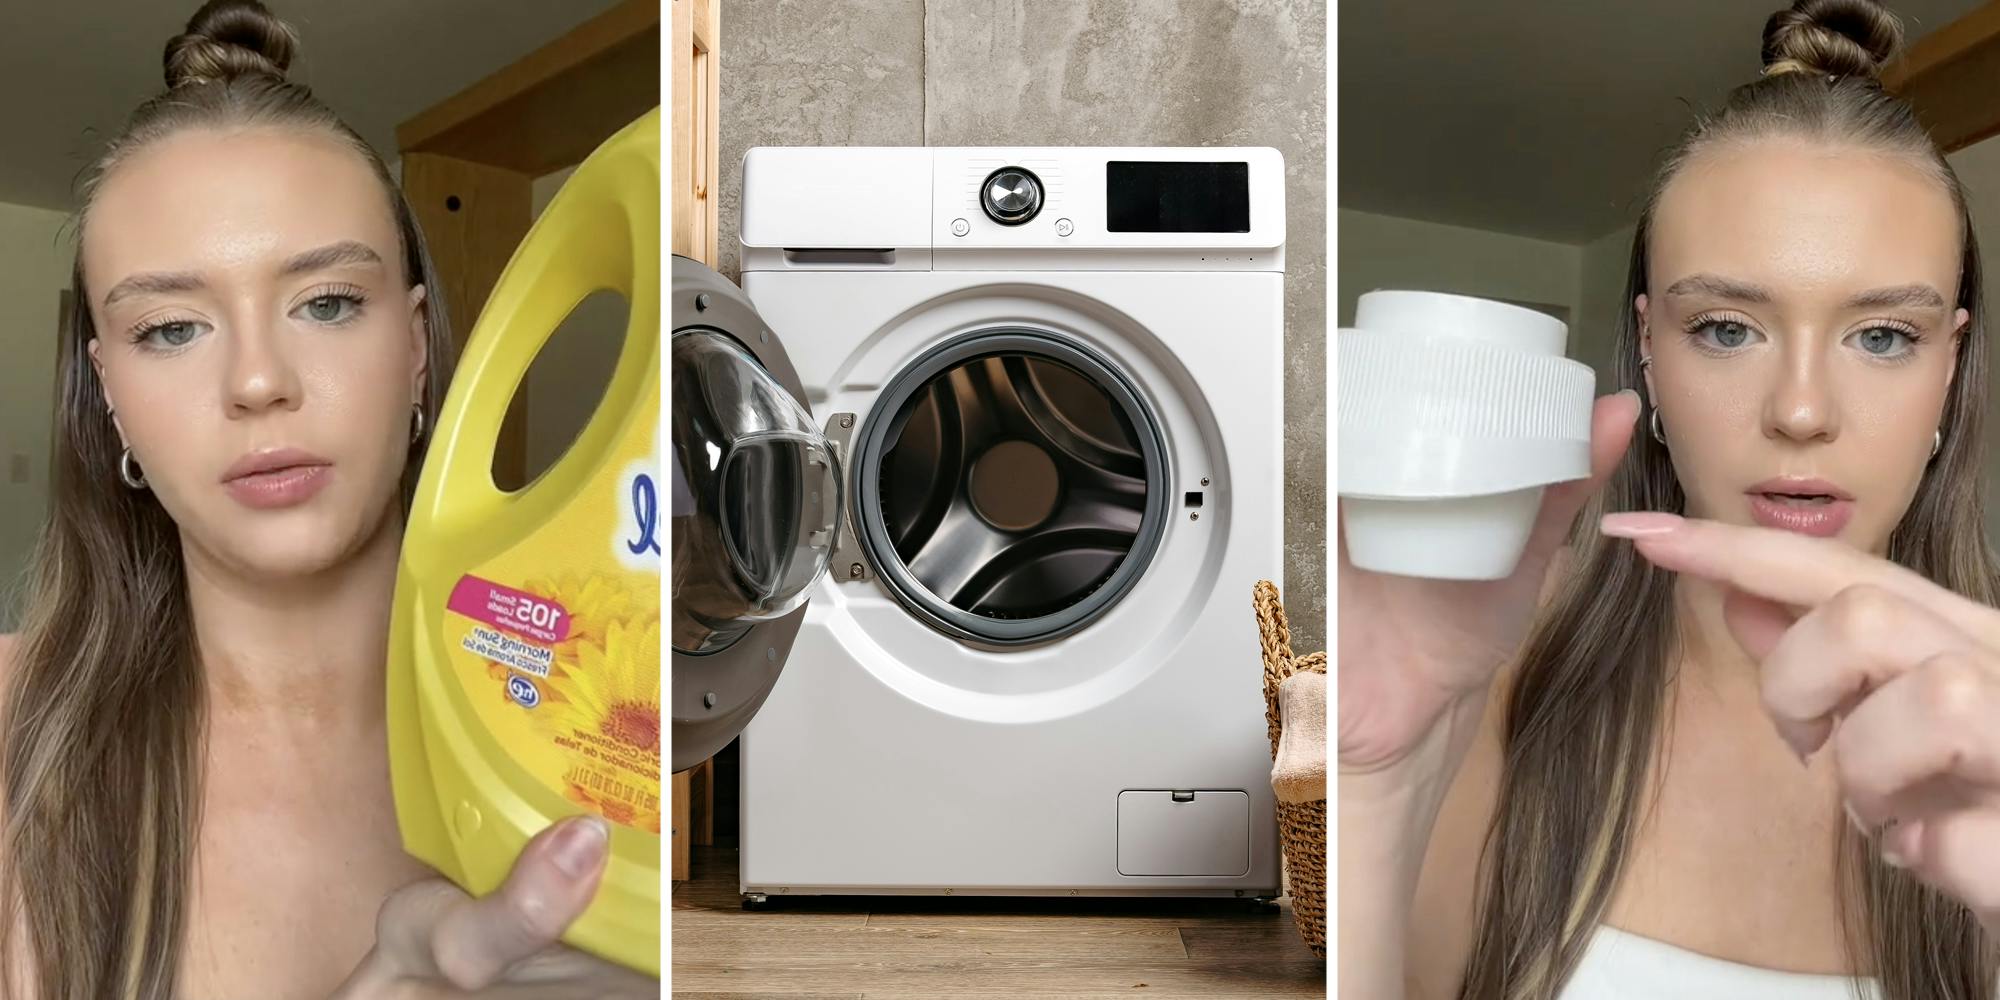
<box><xmin>506</xmin><ymin>674</ymin><xmax>541</xmax><ymax>709</ymax></box>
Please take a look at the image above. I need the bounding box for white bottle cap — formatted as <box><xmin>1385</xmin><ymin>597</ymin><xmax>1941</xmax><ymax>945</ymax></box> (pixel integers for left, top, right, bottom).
<box><xmin>1338</xmin><ymin>290</ymin><xmax>1596</xmax><ymax>580</ymax></box>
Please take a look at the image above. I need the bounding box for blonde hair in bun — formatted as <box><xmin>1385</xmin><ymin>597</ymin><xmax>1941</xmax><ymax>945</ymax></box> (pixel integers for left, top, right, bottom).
<box><xmin>163</xmin><ymin>0</ymin><xmax>298</xmax><ymax>88</ymax></box>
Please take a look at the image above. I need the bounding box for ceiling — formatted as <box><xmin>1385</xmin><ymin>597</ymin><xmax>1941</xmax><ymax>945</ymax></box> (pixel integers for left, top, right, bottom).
<box><xmin>0</xmin><ymin>0</ymin><xmax>623</xmax><ymax>211</ymax></box>
<box><xmin>1338</xmin><ymin>0</ymin><xmax>1987</xmax><ymax>243</ymax></box>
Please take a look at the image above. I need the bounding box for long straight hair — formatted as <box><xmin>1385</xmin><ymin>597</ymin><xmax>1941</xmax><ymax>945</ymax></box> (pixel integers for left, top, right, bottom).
<box><xmin>0</xmin><ymin>2</ymin><xmax>455</xmax><ymax>996</ymax></box>
<box><xmin>1457</xmin><ymin>2</ymin><xmax>2000</xmax><ymax>997</ymax></box>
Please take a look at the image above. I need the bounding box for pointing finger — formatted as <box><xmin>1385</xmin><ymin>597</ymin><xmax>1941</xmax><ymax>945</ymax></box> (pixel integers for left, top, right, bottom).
<box><xmin>1601</xmin><ymin>513</ymin><xmax>1996</xmax><ymax>644</ymax></box>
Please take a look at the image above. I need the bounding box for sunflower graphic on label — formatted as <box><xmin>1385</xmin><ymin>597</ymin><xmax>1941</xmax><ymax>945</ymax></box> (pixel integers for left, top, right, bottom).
<box><xmin>442</xmin><ymin>410</ymin><xmax>663</xmax><ymax>835</ymax></box>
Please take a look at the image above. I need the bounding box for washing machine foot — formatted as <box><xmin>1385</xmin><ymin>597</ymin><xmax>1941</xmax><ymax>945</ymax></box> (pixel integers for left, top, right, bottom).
<box><xmin>1250</xmin><ymin>895</ymin><xmax>1282</xmax><ymax>910</ymax></box>
<box><xmin>742</xmin><ymin>893</ymin><xmax>773</xmax><ymax>910</ymax></box>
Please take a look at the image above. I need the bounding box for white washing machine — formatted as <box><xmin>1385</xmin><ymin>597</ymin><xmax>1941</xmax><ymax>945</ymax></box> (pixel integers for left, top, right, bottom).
<box><xmin>701</xmin><ymin>146</ymin><xmax>1285</xmax><ymax>902</ymax></box>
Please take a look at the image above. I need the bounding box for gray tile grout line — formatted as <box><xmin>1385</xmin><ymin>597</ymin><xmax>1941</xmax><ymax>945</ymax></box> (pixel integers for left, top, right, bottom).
<box><xmin>920</xmin><ymin>0</ymin><xmax>928</xmax><ymax>145</ymax></box>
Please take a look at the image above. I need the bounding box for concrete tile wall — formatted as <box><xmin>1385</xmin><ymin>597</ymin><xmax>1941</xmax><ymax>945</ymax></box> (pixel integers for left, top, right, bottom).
<box><xmin>719</xmin><ymin>0</ymin><xmax>1327</xmax><ymax>653</ymax></box>
<box><xmin>717</xmin><ymin>0</ymin><xmax>927</xmax><ymax>278</ymax></box>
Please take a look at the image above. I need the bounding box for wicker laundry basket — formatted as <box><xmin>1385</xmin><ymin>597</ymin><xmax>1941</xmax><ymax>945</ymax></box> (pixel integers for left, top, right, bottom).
<box><xmin>1254</xmin><ymin>580</ymin><xmax>1328</xmax><ymax>959</ymax></box>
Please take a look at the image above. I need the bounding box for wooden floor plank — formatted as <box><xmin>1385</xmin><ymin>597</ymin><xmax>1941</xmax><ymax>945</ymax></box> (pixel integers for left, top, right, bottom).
<box><xmin>674</xmin><ymin>921</ymin><xmax>1188</xmax><ymax>961</ymax></box>
<box><xmin>671</xmin><ymin>957</ymin><xmax>1325</xmax><ymax>995</ymax></box>
<box><xmin>672</xmin><ymin>994</ymin><xmax>865</xmax><ymax>1000</ymax></box>
<box><xmin>671</xmin><ymin>843</ymin><xmax>1325</xmax><ymax>998</ymax></box>
<box><xmin>1179</xmin><ymin>921</ymin><xmax>1323</xmax><ymax>962</ymax></box>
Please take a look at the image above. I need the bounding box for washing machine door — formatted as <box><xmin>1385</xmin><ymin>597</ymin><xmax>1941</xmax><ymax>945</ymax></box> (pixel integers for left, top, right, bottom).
<box><xmin>670</xmin><ymin>256</ymin><xmax>839</xmax><ymax>772</ymax></box>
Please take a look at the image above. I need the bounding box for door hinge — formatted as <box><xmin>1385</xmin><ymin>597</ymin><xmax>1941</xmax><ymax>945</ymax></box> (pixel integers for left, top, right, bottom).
<box><xmin>822</xmin><ymin>412</ymin><xmax>872</xmax><ymax>583</ymax></box>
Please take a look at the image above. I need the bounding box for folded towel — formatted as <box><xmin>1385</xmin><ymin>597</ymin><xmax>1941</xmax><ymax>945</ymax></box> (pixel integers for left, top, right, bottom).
<box><xmin>1271</xmin><ymin>670</ymin><xmax>1327</xmax><ymax>804</ymax></box>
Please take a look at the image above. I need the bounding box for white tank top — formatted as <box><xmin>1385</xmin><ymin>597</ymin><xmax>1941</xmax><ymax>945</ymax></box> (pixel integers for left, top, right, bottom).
<box><xmin>1560</xmin><ymin>926</ymin><xmax>1880</xmax><ymax>1000</ymax></box>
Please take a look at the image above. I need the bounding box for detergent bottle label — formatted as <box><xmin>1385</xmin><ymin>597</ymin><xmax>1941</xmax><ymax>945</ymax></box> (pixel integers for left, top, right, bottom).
<box><xmin>439</xmin><ymin>405</ymin><xmax>662</xmax><ymax>835</ymax></box>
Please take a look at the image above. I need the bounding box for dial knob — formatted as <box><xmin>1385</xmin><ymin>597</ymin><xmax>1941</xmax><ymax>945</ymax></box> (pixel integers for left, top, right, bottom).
<box><xmin>981</xmin><ymin>167</ymin><xmax>1044</xmax><ymax>225</ymax></box>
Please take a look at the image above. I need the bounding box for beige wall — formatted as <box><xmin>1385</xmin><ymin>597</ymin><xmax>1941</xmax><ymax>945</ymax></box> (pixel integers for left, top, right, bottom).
<box><xmin>1576</xmin><ymin>223</ymin><xmax>1637</xmax><ymax>394</ymax></box>
<box><xmin>0</xmin><ymin>201</ymin><xmax>72</xmax><ymax>627</ymax></box>
<box><xmin>1337</xmin><ymin>207</ymin><xmax>1585</xmax><ymax>335</ymax></box>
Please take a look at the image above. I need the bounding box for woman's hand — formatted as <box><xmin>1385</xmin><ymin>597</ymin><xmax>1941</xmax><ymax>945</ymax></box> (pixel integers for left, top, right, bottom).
<box><xmin>1605</xmin><ymin>511</ymin><xmax>2000</xmax><ymax>935</ymax></box>
<box><xmin>331</xmin><ymin>815</ymin><xmax>657</xmax><ymax>999</ymax></box>
<box><xmin>1338</xmin><ymin>390</ymin><xmax>1640</xmax><ymax>774</ymax></box>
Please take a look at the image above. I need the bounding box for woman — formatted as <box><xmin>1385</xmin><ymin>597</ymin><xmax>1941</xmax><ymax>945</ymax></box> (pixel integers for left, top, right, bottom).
<box><xmin>0</xmin><ymin>2</ymin><xmax>654</xmax><ymax>996</ymax></box>
<box><xmin>1341</xmin><ymin>1</ymin><xmax>2000</xmax><ymax>997</ymax></box>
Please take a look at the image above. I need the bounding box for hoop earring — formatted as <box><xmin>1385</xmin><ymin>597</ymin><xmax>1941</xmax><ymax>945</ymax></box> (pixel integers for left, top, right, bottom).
<box><xmin>411</xmin><ymin>402</ymin><xmax>427</xmax><ymax>444</ymax></box>
<box><xmin>1637</xmin><ymin>356</ymin><xmax>1661</xmax><ymax>447</ymax></box>
<box><xmin>1932</xmin><ymin>428</ymin><xmax>1943</xmax><ymax>459</ymax></box>
<box><xmin>119</xmin><ymin>447</ymin><xmax>147</xmax><ymax>490</ymax></box>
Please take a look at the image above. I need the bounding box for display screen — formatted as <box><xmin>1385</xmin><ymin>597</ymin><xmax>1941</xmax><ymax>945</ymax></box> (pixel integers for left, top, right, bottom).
<box><xmin>1106</xmin><ymin>161</ymin><xmax>1250</xmax><ymax>233</ymax></box>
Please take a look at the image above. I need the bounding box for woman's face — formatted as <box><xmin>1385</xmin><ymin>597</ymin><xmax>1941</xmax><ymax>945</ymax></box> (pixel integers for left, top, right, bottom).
<box><xmin>1641</xmin><ymin>138</ymin><xmax>1968</xmax><ymax>555</ymax></box>
<box><xmin>83</xmin><ymin>127</ymin><xmax>428</xmax><ymax>581</ymax></box>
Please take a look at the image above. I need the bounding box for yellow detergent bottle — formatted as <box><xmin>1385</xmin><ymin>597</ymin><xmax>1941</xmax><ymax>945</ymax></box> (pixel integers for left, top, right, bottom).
<box><xmin>387</xmin><ymin>107</ymin><xmax>660</xmax><ymax>975</ymax></box>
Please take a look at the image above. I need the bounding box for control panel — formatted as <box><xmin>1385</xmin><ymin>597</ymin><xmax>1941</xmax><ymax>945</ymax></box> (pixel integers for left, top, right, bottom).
<box><xmin>739</xmin><ymin>146</ymin><xmax>1285</xmax><ymax>270</ymax></box>
<box><xmin>932</xmin><ymin>147</ymin><xmax>1282</xmax><ymax>255</ymax></box>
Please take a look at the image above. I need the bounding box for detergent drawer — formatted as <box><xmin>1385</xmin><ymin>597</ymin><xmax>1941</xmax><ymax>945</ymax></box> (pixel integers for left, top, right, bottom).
<box><xmin>1116</xmin><ymin>790</ymin><xmax>1251</xmax><ymax>877</ymax></box>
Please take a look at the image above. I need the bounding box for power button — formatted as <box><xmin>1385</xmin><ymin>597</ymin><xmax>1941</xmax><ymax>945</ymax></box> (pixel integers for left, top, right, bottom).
<box><xmin>951</xmin><ymin>218</ymin><xmax>970</xmax><ymax>237</ymax></box>
<box><xmin>1055</xmin><ymin>218</ymin><xmax>1074</xmax><ymax>237</ymax></box>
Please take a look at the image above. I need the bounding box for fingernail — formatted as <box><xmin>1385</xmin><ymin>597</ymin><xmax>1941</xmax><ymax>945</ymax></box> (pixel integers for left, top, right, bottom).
<box><xmin>1881</xmin><ymin>842</ymin><xmax>1909</xmax><ymax>868</ymax></box>
<box><xmin>1845</xmin><ymin>803</ymin><xmax>1869</xmax><ymax>837</ymax></box>
<box><xmin>550</xmin><ymin>816</ymin><xmax>609</xmax><ymax>879</ymax></box>
<box><xmin>1616</xmin><ymin>388</ymin><xmax>1640</xmax><ymax>404</ymax></box>
<box><xmin>1600</xmin><ymin>512</ymin><xmax>1684</xmax><ymax>538</ymax></box>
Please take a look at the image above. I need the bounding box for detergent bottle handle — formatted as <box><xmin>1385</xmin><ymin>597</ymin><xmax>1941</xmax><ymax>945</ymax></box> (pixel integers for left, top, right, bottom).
<box><xmin>416</xmin><ymin>107</ymin><xmax>662</xmax><ymax>540</ymax></box>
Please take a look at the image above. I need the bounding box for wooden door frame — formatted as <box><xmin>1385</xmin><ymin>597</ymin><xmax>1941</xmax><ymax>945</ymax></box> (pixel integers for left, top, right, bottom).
<box><xmin>397</xmin><ymin>0</ymin><xmax>661</xmax><ymax>486</ymax></box>
<box><xmin>671</xmin><ymin>0</ymin><xmax>720</xmax><ymax>265</ymax></box>
<box><xmin>669</xmin><ymin>0</ymin><xmax>720</xmax><ymax>886</ymax></box>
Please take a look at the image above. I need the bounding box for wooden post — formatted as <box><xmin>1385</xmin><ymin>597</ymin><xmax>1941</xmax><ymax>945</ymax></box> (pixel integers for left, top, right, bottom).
<box><xmin>692</xmin><ymin>758</ymin><xmax>715</xmax><ymax>846</ymax></box>
<box><xmin>669</xmin><ymin>0</ymin><xmax>721</xmax><ymax>885</ymax></box>
<box><xmin>672</xmin><ymin>0</ymin><xmax>720</xmax><ymax>264</ymax></box>
<box><xmin>401</xmin><ymin>154</ymin><xmax>534</xmax><ymax>484</ymax></box>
